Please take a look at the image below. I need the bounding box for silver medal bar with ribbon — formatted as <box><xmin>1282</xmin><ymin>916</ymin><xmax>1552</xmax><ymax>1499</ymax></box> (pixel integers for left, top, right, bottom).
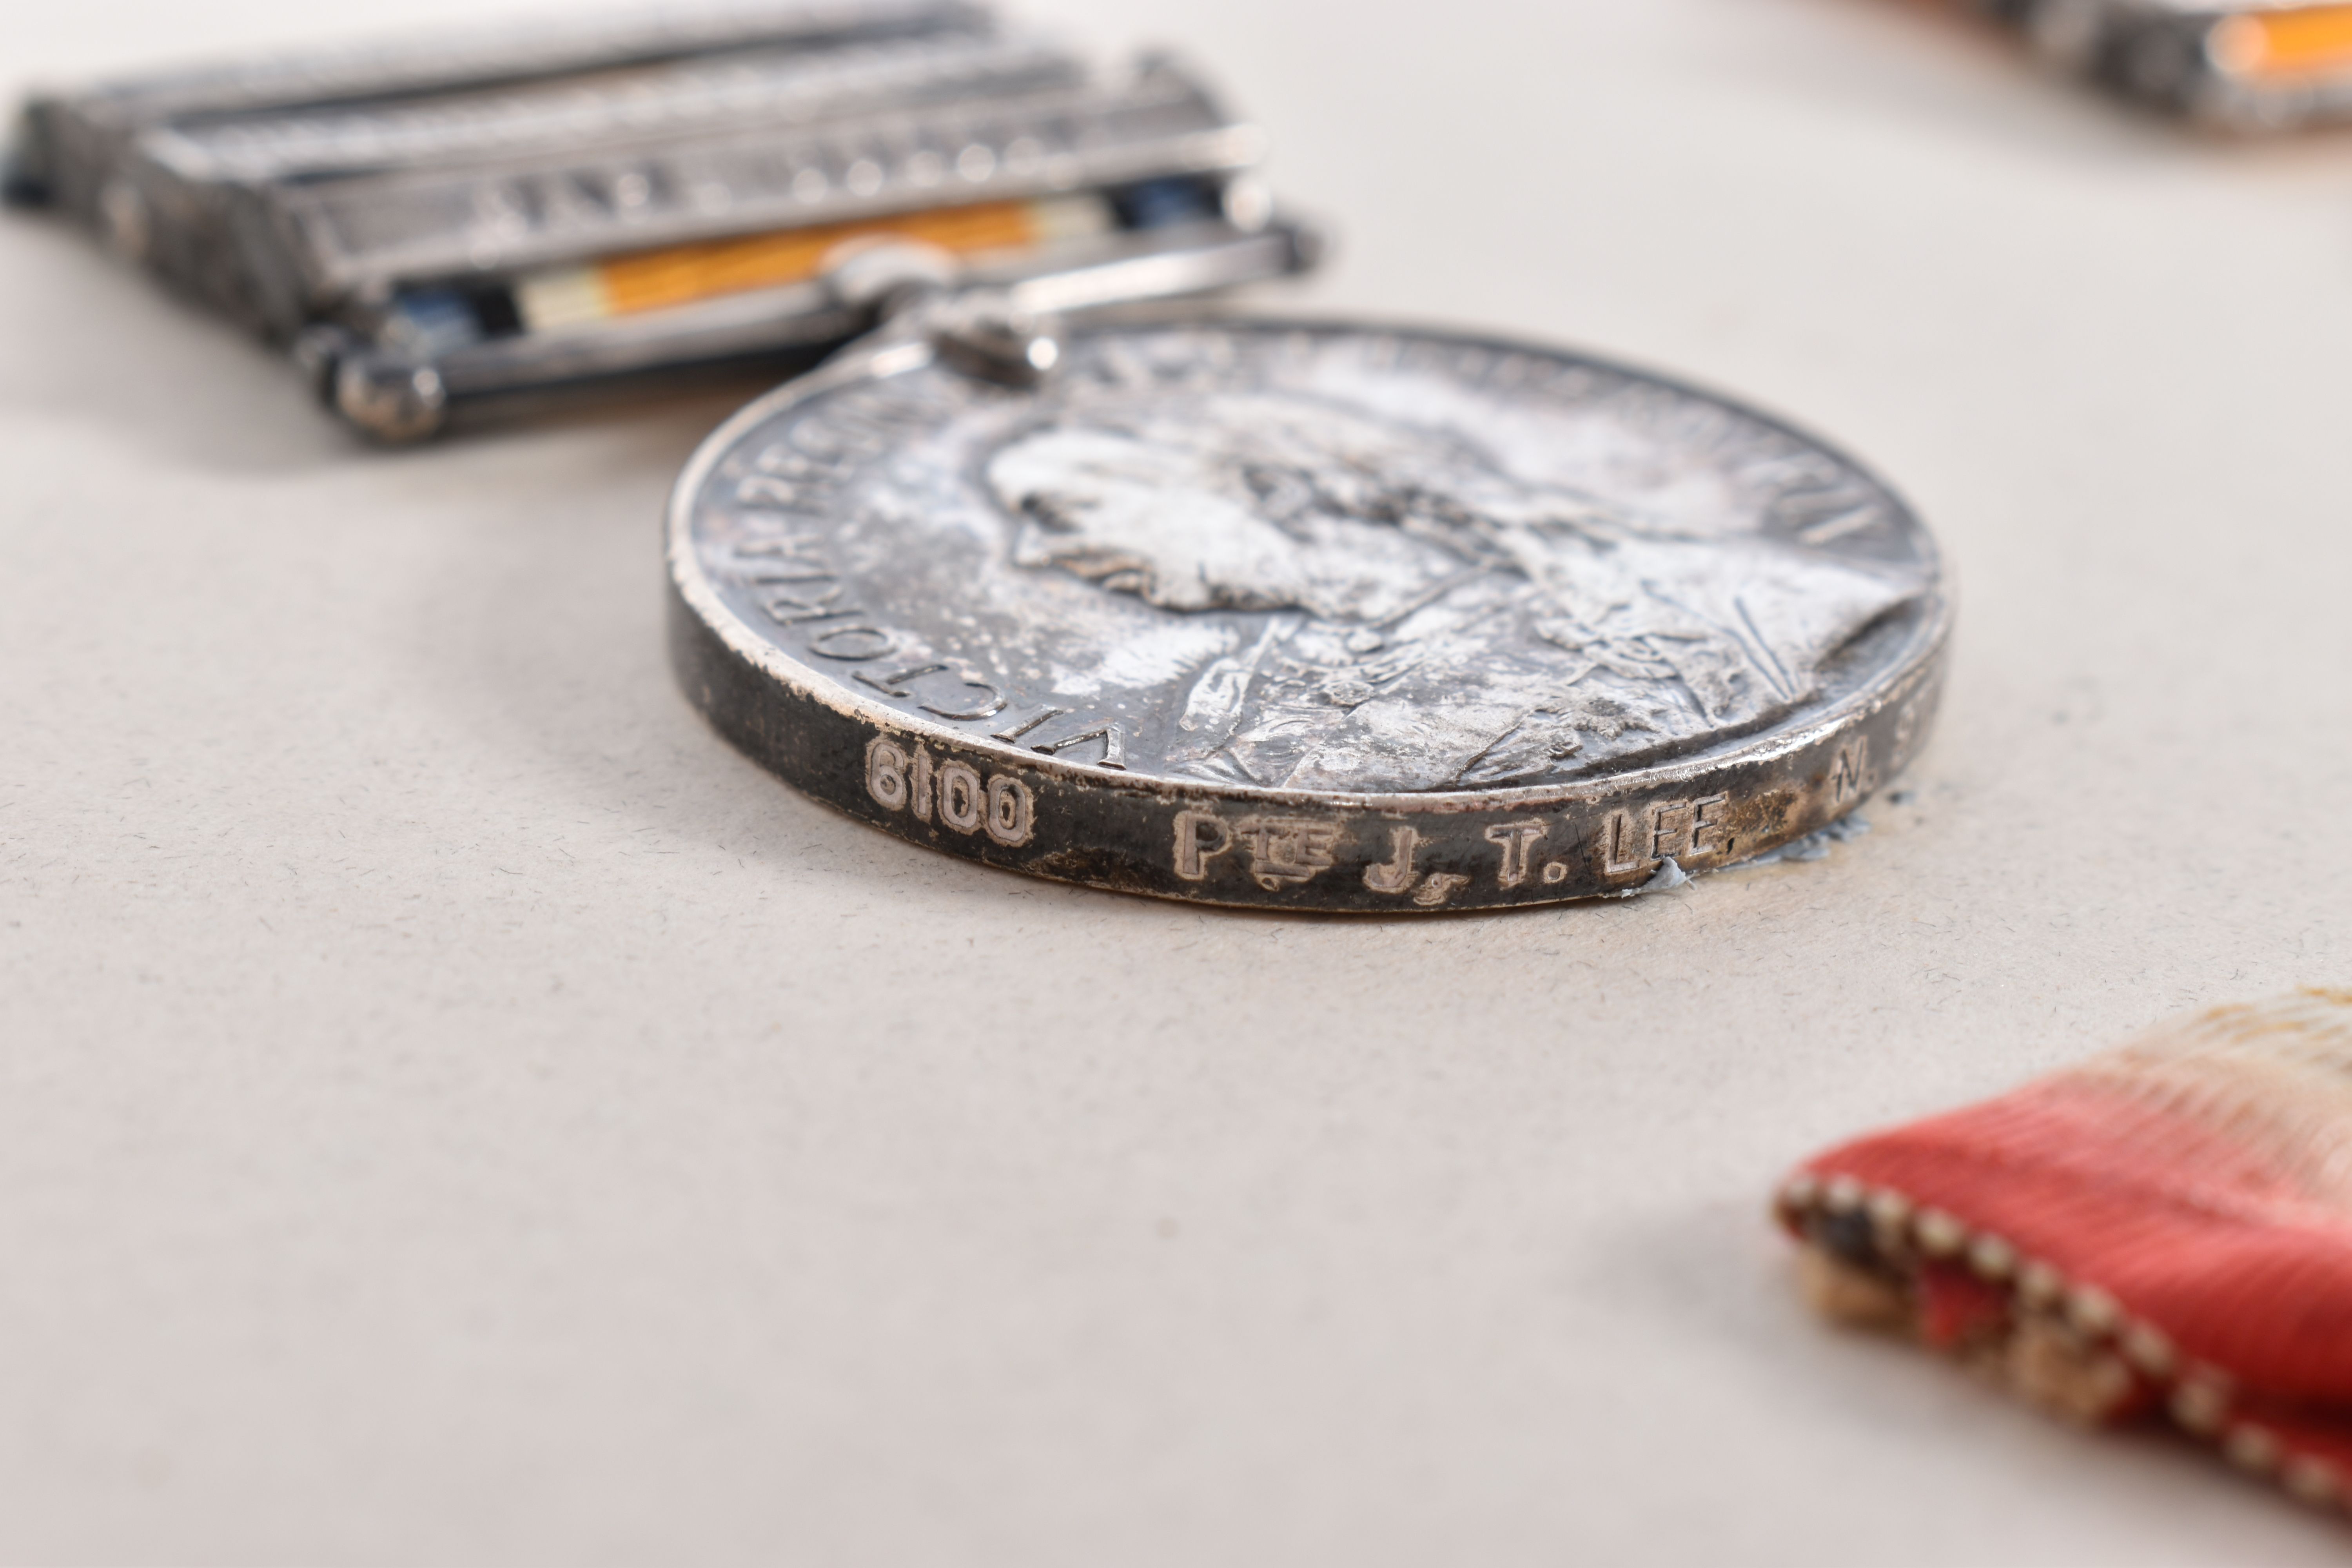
<box><xmin>7</xmin><ymin>0</ymin><xmax>1318</xmax><ymax>438</ymax></box>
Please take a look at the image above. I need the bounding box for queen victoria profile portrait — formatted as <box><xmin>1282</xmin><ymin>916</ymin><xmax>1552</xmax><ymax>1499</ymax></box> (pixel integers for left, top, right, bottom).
<box><xmin>985</xmin><ymin>390</ymin><xmax>1923</xmax><ymax>794</ymax></box>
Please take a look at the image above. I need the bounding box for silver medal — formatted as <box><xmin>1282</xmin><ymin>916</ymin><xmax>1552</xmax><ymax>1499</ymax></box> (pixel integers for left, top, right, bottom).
<box><xmin>11</xmin><ymin>5</ymin><xmax>1952</xmax><ymax>910</ymax></box>
<box><xmin>668</xmin><ymin>314</ymin><xmax>1948</xmax><ymax>910</ymax></box>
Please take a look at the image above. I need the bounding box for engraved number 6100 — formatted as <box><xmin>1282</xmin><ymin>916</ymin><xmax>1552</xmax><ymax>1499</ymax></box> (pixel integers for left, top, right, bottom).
<box><xmin>866</xmin><ymin>737</ymin><xmax>1035</xmax><ymax>847</ymax></box>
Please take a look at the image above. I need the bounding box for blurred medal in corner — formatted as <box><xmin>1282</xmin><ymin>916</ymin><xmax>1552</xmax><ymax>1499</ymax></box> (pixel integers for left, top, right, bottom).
<box><xmin>1955</xmin><ymin>0</ymin><xmax>2352</xmax><ymax>129</ymax></box>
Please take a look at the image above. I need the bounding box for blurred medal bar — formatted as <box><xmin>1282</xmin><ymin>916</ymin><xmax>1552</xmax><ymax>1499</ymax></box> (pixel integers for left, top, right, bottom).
<box><xmin>1964</xmin><ymin>0</ymin><xmax>2352</xmax><ymax>128</ymax></box>
<box><xmin>5</xmin><ymin>0</ymin><xmax>1316</xmax><ymax>439</ymax></box>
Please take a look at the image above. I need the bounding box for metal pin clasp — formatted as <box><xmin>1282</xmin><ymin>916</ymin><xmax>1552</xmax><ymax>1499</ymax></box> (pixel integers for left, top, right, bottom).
<box><xmin>929</xmin><ymin>292</ymin><xmax>1062</xmax><ymax>387</ymax></box>
<box><xmin>819</xmin><ymin>237</ymin><xmax>960</xmax><ymax>325</ymax></box>
<box><xmin>820</xmin><ymin>240</ymin><xmax>1062</xmax><ymax>389</ymax></box>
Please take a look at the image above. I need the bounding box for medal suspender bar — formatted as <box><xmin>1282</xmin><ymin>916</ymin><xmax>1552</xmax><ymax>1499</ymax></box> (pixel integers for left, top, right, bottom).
<box><xmin>5</xmin><ymin>2</ymin><xmax>1318</xmax><ymax>439</ymax></box>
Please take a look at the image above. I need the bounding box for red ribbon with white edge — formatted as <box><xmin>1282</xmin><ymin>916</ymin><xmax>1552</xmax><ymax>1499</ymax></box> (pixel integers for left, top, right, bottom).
<box><xmin>1780</xmin><ymin>989</ymin><xmax>2352</xmax><ymax>1514</ymax></box>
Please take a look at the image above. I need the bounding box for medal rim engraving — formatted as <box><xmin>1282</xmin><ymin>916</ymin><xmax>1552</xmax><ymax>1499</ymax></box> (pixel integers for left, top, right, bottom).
<box><xmin>666</xmin><ymin>313</ymin><xmax>1951</xmax><ymax>910</ymax></box>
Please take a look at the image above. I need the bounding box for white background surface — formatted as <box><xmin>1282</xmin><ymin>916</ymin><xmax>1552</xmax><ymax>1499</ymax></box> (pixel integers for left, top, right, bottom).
<box><xmin>6</xmin><ymin>0</ymin><xmax>2352</xmax><ymax>1561</ymax></box>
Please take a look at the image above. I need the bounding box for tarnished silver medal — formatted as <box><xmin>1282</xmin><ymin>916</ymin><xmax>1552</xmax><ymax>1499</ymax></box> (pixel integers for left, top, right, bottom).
<box><xmin>10</xmin><ymin>2</ymin><xmax>1949</xmax><ymax>909</ymax></box>
<box><xmin>668</xmin><ymin>312</ymin><xmax>1948</xmax><ymax>910</ymax></box>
